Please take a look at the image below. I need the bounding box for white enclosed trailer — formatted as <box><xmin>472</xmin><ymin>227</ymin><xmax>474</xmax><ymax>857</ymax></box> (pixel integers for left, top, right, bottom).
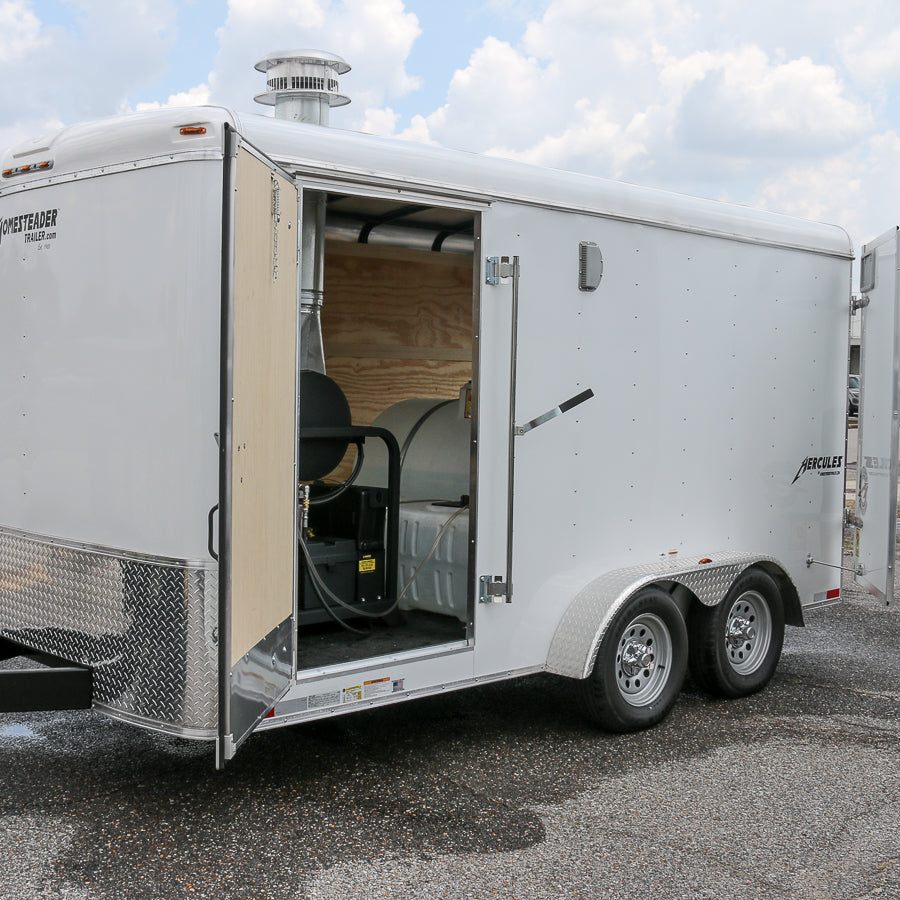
<box><xmin>0</xmin><ymin>59</ymin><xmax>860</xmax><ymax>764</ymax></box>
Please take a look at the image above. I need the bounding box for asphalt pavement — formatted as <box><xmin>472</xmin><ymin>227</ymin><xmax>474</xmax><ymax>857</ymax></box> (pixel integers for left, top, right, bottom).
<box><xmin>1</xmin><ymin>568</ymin><xmax>898</xmax><ymax>900</ymax></box>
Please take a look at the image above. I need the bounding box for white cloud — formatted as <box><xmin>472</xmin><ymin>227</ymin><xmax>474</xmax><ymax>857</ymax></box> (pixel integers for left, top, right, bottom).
<box><xmin>0</xmin><ymin>0</ymin><xmax>179</xmax><ymax>125</ymax></box>
<box><xmin>409</xmin><ymin>37</ymin><xmax>562</xmax><ymax>150</ymax></box>
<box><xmin>0</xmin><ymin>0</ymin><xmax>45</xmax><ymax>64</ymax></box>
<box><xmin>395</xmin><ymin>112</ymin><xmax>437</xmax><ymax>145</ymax></box>
<box><xmin>673</xmin><ymin>46</ymin><xmax>872</xmax><ymax>156</ymax></box>
<box><xmin>133</xmin><ymin>84</ymin><xmax>211</xmax><ymax>113</ymax></box>
<box><xmin>751</xmin><ymin>129</ymin><xmax>900</xmax><ymax>250</ymax></box>
<box><xmin>838</xmin><ymin>24</ymin><xmax>900</xmax><ymax>88</ymax></box>
<box><xmin>485</xmin><ymin>98</ymin><xmax>647</xmax><ymax>178</ymax></box>
<box><xmin>209</xmin><ymin>0</ymin><xmax>421</xmax><ymax>126</ymax></box>
<box><xmin>754</xmin><ymin>155</ymin><xmax>864</xmax><ymax>230</ymax></box>
<box><xmin>361</xmin><ymin>106</ymin><xmax>400</xmax><ymax>136</ymax></box>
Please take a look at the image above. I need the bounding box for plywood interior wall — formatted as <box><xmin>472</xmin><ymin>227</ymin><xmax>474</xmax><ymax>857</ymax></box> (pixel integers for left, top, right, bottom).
<box><xmin>321</xmin><ymin>240</ymin><xmax>474</xmax><ymax>427</ymax></box>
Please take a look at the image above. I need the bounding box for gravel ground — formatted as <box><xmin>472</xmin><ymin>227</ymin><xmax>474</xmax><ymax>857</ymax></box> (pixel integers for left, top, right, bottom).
<box><xmin>0</xmin><ymin>569</ymin><xmax>898</xmax><ymax>900</ymax></box>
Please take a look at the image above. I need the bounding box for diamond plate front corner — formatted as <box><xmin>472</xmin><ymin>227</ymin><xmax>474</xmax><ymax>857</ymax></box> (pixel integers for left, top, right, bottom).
<box><xmin>0</xmin><ymin>527</ymin><xmax>219</xmax><ymax>735</ymax></box>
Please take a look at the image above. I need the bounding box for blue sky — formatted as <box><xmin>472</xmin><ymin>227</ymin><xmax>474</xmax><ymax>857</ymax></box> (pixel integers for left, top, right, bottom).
<box><xmin>4</xmin><ymin>0</ymin><xmax>900</xmax><ymax>253</ymax></box>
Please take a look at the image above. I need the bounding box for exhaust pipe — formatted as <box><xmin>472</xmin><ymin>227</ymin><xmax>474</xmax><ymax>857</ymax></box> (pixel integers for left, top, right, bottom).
<box><xmin>255</xmin><ymin>50</ymin><xmax>351</xmax><ymax>373</ymax></box>
<box><xmin>253</xmin><ymin>49</ymin><xmax>350</xmax><ymax>125</ymax></box>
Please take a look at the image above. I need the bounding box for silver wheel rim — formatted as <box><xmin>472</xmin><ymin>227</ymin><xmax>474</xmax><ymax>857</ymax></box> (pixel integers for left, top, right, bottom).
<box><xmin>724</xmin><ymin>590</ymin><xmax>772</xmax><ymax>675</ymax></box>
<box><xmin>615</xmin><ymin>612</ymin><xmax>672</xmax><ymax>707</ymax></box>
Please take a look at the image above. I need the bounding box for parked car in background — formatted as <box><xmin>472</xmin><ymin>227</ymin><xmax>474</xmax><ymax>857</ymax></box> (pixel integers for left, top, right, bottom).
<box><xmin>849</xmin><ymin>374</ymin><xmax>860</xmax><ymax>416</ymax></box>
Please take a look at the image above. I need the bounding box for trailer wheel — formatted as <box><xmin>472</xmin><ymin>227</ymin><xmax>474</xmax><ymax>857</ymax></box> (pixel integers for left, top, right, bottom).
<box><xmin>579</xmin><ymin>587</ymin><xmax>687</xmax><ymax>732</ymax></box>
<box><xmin>688</xmin><ymin>568</ymin><xmax>785</xmax><ymax>698</ymax></box>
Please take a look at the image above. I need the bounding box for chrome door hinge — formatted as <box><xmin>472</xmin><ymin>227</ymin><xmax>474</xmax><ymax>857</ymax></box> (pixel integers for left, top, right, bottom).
<box><xmin>485</xmin><ymin>255</ymin><xmax>517</xmax><ymax>285</ymax></box>
<box><xmin>479</xmin><ymin>574</ymin><xmax>511</xmax><ymax>603</ymax></box>
<box><xmin>851</xmin><ymin>294</ymin><xmax>870</xmax><ymax>313</ymax></box>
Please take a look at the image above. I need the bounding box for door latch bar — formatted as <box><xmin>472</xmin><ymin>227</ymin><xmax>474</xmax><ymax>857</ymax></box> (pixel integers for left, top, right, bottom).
<box><xmin>516</xmin><ymin>388</ymin><xmax>595</xmax><ymax>435</ymax></box>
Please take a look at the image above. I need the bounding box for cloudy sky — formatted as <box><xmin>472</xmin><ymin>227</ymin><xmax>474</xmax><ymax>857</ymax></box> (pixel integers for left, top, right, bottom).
<box><xmin>3</xmin><ymin>0</ymin><xmax>899</xmax><ymax>257</ymax></box>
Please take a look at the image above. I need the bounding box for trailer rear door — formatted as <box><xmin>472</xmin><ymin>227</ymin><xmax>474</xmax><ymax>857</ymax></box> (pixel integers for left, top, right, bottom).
<box><xmin>217</xmin><ymin>133</ymin><xmax>299</xmax><ymax>764</ymax></box>
<box><xmin>854</xmin><ymin>227</ymin><xmax>900</xmax><ymax>604</ymax></box>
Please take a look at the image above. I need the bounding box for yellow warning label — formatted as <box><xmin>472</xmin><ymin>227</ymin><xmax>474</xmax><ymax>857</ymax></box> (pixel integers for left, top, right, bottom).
<box><xmin>359</xmin><ymin>556</ymin><xmax>376</xmax><ymax>573</ymax></box>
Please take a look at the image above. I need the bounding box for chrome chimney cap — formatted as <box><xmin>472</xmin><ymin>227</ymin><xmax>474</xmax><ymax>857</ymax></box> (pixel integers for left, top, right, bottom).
<box><xmin>253</xmin><ymin>49</ymin><xmax>351</xmax><ymax>110</ymax></box>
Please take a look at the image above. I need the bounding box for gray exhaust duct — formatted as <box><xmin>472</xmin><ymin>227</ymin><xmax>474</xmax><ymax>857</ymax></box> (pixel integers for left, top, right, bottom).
<box><xmin>325</xmin><ymin>215</ymin><xmax>475</xmax><ymax>255</ymax></box>
<box><xmin>255</xmin><ymin>50</ymin><xmax>351</xmax><ymax>373</ymax></box>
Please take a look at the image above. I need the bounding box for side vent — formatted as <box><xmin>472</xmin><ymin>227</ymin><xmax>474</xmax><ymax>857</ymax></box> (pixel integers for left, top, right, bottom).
<box><xmin>860</xmin><ymin>251</ymin><xmax>876</xmax><ymax>293</ymax></box>
<box><xmin>579</xmin><ymin>241</ymin><xmax>603</xmax><ymax>291</ymax></box>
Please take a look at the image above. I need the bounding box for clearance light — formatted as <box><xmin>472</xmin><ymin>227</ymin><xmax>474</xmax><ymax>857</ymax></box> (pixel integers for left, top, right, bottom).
<box><xmin>180</xmin><ymin>126</ymin><xmax>207</xmax><ymax>135</ymax></box>
<box><xmin>2</xmin><ymin>160</ymin><xmax>52</xmax><ymax>177</ymax></box>
<box><xmin>698</xmin><ymin>558</ymin><xmax>713</xmax><ymax>565</ymax></box>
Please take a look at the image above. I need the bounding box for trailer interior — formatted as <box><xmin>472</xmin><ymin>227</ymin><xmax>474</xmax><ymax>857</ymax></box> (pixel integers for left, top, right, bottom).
<box><xmin>295</xmin><ymin>191</ymin><xmax>478</xmax><ymax>673</ymax></box>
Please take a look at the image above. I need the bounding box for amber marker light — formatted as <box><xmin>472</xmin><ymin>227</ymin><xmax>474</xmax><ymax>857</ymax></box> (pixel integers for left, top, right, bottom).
<box><xmin>180</xmin><ymin>126</ymin><xmax>207</xmax><ymax>135</ymax></box>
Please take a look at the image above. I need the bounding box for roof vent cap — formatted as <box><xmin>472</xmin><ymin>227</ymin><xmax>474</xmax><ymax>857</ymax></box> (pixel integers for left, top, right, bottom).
<box><xmin>254</xmin><ymin>49</ymin><xmax>350</xmax><ymax>124</ymax></box>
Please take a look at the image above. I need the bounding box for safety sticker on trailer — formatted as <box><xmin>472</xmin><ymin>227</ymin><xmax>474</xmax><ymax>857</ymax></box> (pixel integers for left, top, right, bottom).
<box><xmin>308</xmin><ymin>690</ymin><xmax>341</xmax><ymax>710</ymax></box>
<box><xmin>301</xmin><ymin>677</ymin><xmax>407</xmax><ymax>712</ymax></box>
<box><xmin>363</xmin><ymin>677</ymin><xmax>392</xmax><ymax>699</ymax></box>
<box><xmin>341</xmin><ymin>685</ymin><xmax>363</xmax><ymax>703</ymax></box>
<box><xmin>359</xmin><ymin>556</ymin><xmax>377</xmax><ymax>573</ymax></box>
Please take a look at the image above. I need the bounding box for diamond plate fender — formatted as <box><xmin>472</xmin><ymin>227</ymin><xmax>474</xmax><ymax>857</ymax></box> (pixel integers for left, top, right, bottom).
<box><xmin>545</xmin><ymin>551</ymin><xmax>797</xmax><ymax>680</ymax></box>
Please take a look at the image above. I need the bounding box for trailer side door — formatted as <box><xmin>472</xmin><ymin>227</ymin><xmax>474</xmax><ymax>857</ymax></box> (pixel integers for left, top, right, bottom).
<box><xmin>854</xmin><ymin>227</ymin><xmax>900</xmax><ymax>604</ymax></box>
<box><xmin>218</xmin><ymin>133</ymin><xmax>299</xmax><ymax>764</ymax></box>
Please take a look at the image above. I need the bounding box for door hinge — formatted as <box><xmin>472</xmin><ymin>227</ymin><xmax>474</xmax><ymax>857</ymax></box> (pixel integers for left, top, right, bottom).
<box><xmin>844</xmin><ymin>508</ymin><xmax>864</xmax><ymax>529</ymax></box>
<box><xmin>479</xmin><ymin>574</ymin><xmax>511</xmax><ymax>603</ymax></box>
<box><xmin>485</xmin><ymin>255</ymin><xmax>517</xmax><ymax>285</ymax></box>
<box><xmin>851</xmin><ymin>294</ymin><xmax>870</xmax><ymax>313</ymax></box>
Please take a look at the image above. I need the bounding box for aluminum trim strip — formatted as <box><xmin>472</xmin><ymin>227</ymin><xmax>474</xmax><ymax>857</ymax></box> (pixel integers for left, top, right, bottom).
<box><xmin>0</xmin><ymin>150</ymin><xmax>225</xmax><ymax>196</ymax></box>
<box><xmin>95</xmin><ymin>704</ymin><xmax>217</xmax><ymax>741</ymax></box>
<box><xmin>0</xmin><ymin>524</ymin><xmax>213</xmax><ymax>570</ymax></box>
<box><xmin>260</xmin><ymin>662</ymin><xmax>544</xmax><ymax>731</ymax></box>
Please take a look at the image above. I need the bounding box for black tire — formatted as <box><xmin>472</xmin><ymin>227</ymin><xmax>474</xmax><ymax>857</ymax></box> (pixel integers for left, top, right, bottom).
<box><xmin>688</xmin><ymin>568</ymin><xmax>785</xmax><ymax>699</ymax></box>
<box><xmin>579</xmin><ymin>586</ymin><xmax>688</xmax><ymax>732</ymax></box>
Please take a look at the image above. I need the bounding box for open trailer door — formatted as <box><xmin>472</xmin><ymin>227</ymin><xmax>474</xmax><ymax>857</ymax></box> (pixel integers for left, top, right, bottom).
<box><xmin>217</xmin><ymin>131</ymin><xmax>299</xmax><ymax>764</ymax></box>
<box><xmin>853</xmin><ymin>227</ymin><xmax>900</xmax><ymax>605</ymax></box>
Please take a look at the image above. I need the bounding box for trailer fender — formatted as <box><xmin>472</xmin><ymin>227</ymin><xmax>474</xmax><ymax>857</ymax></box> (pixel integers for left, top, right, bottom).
<box><xmin>546</xmin><ymin>552</ymin><xmax>800</xmax><ymax>680</ymax></box>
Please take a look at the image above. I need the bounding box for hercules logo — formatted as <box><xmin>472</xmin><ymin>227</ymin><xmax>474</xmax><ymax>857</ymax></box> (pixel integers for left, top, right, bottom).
<box><xmin>792</xmin><ymin>453</ymin><xmax>843</xmax><ymax>484</ymax></box>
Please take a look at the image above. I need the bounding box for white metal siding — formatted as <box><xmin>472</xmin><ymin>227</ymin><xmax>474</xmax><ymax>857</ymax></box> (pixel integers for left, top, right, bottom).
<box><xmin>0</xmin><ymin>160</ymin><xmax>222</xmax><ymax>559</ymax></box>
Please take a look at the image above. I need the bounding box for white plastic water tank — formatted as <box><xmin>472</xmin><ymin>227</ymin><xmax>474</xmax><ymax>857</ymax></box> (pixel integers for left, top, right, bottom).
<box><xmin>398</xmin><ymin>502</ymin><xmax>469</xmax><ymax>621</ymax></box>
<box><xmin>358</xmin><ymin>388</ymin><xmax>471</xmax><ymax>502</ymax></box>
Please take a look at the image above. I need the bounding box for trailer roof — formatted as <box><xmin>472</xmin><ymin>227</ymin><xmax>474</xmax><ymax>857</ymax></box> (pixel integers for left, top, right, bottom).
<box><xmin>2</xmin><ymin>105</ymin><xmax>853</xmax><ymax>259</ymax></box>
<box><xmin>235</xmin><ymin>112</ymin><xmax>852</xmax><ymax>259</ymax></box>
